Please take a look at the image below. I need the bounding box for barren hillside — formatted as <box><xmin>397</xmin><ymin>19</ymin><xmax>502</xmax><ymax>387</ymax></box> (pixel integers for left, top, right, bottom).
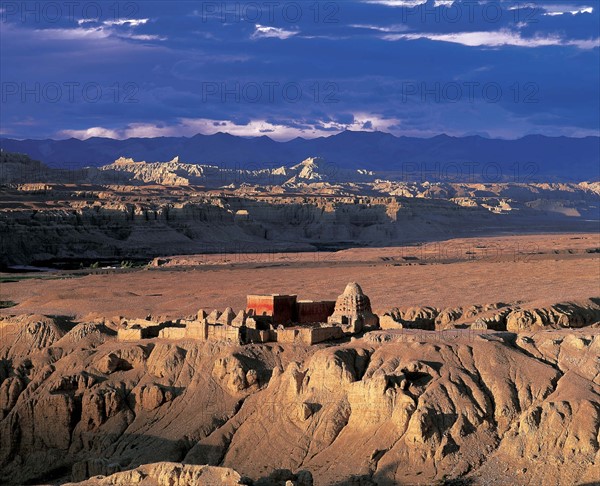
<box><xmin>0</xmin><ymin>312</ymin><xmax>599</xmax><ymax>485</ymax></box>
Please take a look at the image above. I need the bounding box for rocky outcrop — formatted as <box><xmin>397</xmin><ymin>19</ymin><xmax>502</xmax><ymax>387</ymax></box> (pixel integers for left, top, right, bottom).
<box><xmin>381</xmin><ymin>306</ymin><xmax>440</xmax><ymax>330</ymax></box>
<box><xmin>505</xmin><ymin>301</ymin><xmax>600</xmax><ymax>332</ymax></box>
<box><xmin>65</xmin><ymin>462</ymin><xmax>247</xmax><ymax>485</ymax></box>
<box><xmin>2</xmin><ymin>314</ymin><xmax>66</xmax><ymax>358</ymax></box>
<box><xmin>66</xmin><ymin>461</ymin><xmax>315</xmax><ymax>486</ymax></box>
<box><xmin>0</xmin><ymin>313</ymin><xmax>599</xmax><ymax>485</ymax></box>
<box><xmin>380</xmin><ymin>300</ymin><xmax>600</xmax><ymax>333</ymax></box>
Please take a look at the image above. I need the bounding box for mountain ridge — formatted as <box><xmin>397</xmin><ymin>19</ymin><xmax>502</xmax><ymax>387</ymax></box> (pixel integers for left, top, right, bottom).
<box><xmin>1</xmin><ymin>131</ymin><xmax>599</xmax><ymax>181</ymax></box>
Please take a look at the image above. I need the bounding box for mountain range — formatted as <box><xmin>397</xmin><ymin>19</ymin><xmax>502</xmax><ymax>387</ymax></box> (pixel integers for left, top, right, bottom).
<box><xmin>1</xmin><ymin>131</ymin><xmax>598</xmax><ymax>181</ymax></box>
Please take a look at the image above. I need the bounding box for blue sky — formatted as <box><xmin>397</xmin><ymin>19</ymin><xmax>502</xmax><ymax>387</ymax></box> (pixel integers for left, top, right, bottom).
<box><xmin>1</xmin><ymin>0</ymin><xmax>599</xmax><ymax>140</ymax></box>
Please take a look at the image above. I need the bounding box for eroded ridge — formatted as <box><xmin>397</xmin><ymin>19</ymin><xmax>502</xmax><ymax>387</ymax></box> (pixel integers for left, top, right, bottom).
<box><xmin>0</xmin><ymin>287</ymin><xmax>598</xmax><ymax>485</ymax></box>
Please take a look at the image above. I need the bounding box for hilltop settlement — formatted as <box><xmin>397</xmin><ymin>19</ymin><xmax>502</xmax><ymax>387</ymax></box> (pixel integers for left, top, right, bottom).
<box><xmin>118</xmin><ymin>282</ymin><xmax>379</xmax><ymax>345</ymax></box>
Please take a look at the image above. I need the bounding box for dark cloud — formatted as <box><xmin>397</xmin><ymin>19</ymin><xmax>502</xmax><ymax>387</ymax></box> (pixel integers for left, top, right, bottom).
<box><xmin>0</xmin><ymin>0</ymin><xmax>598</xmax><ymax>140</ymax></box>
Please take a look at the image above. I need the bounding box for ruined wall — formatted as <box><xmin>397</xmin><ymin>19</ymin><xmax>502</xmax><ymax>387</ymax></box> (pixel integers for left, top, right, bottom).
<box><xmin>276</xmin><ymin>325</ymin><xmax>342</xmax><ymax>345</ymax></box>
<box><xmin>296</xmin><ymin>301</ymin><xmax>335</xmax><ymax>324</ymax></box>
<box><xmin>186</xmin><ymin>321</ymin><xmax>208</xmax><ymax>340</ymax></box>
<box><xmin>120</xmin><ymin>319</ymin><xmax>166</xmax><ymax>337</ymax></box>
<box><xmin>207</xmin><ymin>325</ymin><xmax>242</xmax><ymax>343</ymax></box>
<box><xmin>276</xmin><ymin>328</ymin><xmax>305</xmax><ymax>344</ymax></box>
<box><xmin>159</xmin><ymin>327</ymin><xmax>186</xmax><ymax>339</ymax></box>
<box><xmin>117</xmin><ymin>328</ymin><xmax>143</xmax><ymax>341</ymax></box>
<box><xmin>245</xmin><ymin>328</ymin><xmax>273</xmax><ymax>343</ymax></box>
<box><xmin>379</xmin><ymin>314</ymin><xmax>403</xmax><ymax>330</ymax></box>
<box><xmin>310</xmin><ymin>326</ymin><xmax>343</xmax><ymax>344</ymax></box>
<box><xmin>247</xmin><ymin>295</ymin><xmax>297</xmax><ymax>325</ymax></box>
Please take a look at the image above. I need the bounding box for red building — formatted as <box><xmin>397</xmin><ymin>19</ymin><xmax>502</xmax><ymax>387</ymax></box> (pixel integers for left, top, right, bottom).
<box><xmin>246</xmin><ymin>294</ymin><xmax>335</xmax><ymax>326</ymax></box>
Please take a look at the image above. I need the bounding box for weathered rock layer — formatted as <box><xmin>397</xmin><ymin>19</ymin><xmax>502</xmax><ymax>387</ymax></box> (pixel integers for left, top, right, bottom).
<box><xmin>0</xmin><ymin>314</ymin><xmax>598</xmax><ymax>485</ymax></box>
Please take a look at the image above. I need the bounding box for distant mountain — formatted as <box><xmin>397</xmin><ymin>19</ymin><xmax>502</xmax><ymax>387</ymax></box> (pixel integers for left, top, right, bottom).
<box><xmin>0</xmin><ymin>151</ymin><xmax>380</xmax><ymax>188</ymax></box>
<box><xmin>1</xmin><ymin>131</ymin><xmax>598</xmax><ymax>181</ymax></box>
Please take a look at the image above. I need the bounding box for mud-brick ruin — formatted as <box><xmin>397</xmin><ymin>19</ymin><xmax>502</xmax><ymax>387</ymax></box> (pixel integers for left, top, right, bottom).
<box><xmin>117</xmin><ymin>282</ymin><xmax>380</xmax><ymax>345</ymax></box>
<box><xmin>327</xmin><ymin>282</ymin><xmax>379</xmax><ymax>333</ymax></box>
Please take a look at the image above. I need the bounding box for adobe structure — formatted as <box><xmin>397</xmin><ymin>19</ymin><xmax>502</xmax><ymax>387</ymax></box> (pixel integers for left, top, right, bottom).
<box><xmin>117</xmin><ymin>282</ymin><xmax>379</xmax><ymax>345</ymax></box>
<box><xmin>246</xmin><ymin>294</ymin><xmax>335</xmax><ymax>325</ymax></box>
<box><xmin>328</xmin><ymin>282</ymin><xmax>379</xmax><ymax>334</ymax></box>
<box><xmin>246</xmin><ymin>294</ymin><xmax>299</xmax><ymax>325</ymax></box>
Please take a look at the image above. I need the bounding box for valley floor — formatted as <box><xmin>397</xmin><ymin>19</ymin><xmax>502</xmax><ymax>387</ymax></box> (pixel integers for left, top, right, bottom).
<box><xmin>1</xmin><ymin>233</ymin><xmax>598</xmax><ymax>319</ymax></box>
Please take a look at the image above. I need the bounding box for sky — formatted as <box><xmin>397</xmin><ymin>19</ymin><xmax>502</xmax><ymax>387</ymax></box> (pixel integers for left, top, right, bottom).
<box><xmin>0</xmin><ymin>0</ymin><xmax>599</xmax><ymax>141</ymax></box>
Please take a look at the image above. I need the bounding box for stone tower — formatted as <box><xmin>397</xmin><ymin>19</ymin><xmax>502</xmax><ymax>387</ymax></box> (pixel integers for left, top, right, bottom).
<box><xmin>328</xmin><ymin>282</ymin><xmax>379</xmax><ymax>333</ymax></box>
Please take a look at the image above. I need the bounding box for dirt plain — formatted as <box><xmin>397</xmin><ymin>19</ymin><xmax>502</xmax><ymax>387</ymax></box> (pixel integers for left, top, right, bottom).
<box><xmin>2</xmin><ymin>233</ymin><xmax>598</xmax><ymax>320</ymax></box>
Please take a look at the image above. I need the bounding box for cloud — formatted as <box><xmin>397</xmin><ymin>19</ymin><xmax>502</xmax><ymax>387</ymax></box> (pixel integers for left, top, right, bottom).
<box><xmin>33</xmin><ymin>26</ymin><xmax>111</xmax><ymax>40</ymax></box>
<box><xmin>30</xmin><ymin>23</ymin><xmax>165</xmax><ymax>43</ymax></box>
<box><xmin>103</xmin><ymin>18</ymin><xmax>150</xmax><ymax>27</ymax></box>
<box><xmin>298</xmin><ymin>34</ymin><xmax>352</xmax><ymax>40</ymax></box>
<box><xmin>505</xmin><ymin>3</ymin><xmax>593</xmax><ymax>16</ymax></box>
<box><xmin>383</xmin><ymin>29</ymin><xmax>600</xmax><ymax>49</ymax></box>
<box><xmin>120</xmin><ymin>34</ymin><xmax>167</xmax><ymax>41</ymax></box>
<box><xmin>3</xmin><ymin>0</ymin><xmax>597</xmax><ymax>141</ymax></box>
<box><xmin>77</xmin><ymin>18</ymin><xmax>150</xmax><ymax>27</ymax></box>
<box><xmin>59</xmin><ymin>127</ymin><xmax>121</xmax><ymax>139</ymax></box>
<box><xmin>56</xmin><ymin>113</ymin><xmax>600</xmax><ymax>142</ymax></box>
<box><xmin>367</xmin><ymin>1</ymin><xmax>593</xmax><ymax>16</ymax></box>
<box><xmin>56</xmin><ymin>114</ymin><xmax>404</xmax><ymax>141</ymax></box>
<box><xmin>355</xmin><ymin>0</ymin><xmax>455</xmax><ymax>6</ymax></box>
<box><xmin>544</xmin><ymin>7</ymin><xmax>594</xmax><ymax>16</ymax></box>
<box><xmin>350</xmin><ymin>24</ymin><xmax>409</xmax><ymax>33</ymax></box>
<box><xmin>252</xmin><ymin>24</ymin><xmax>298</xmax><ymax>40</ymax></box>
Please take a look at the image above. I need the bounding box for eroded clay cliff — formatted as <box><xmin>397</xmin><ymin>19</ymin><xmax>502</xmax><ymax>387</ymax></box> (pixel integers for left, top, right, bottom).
<box><xmin>0</xmin><ymin>311</ymin><xmax>599</xmax><ymax>485</ymax></box>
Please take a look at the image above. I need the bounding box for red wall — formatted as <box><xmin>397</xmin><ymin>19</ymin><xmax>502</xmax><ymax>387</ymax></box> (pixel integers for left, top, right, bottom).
<box><xmin>273</xmin><ymin>295</ymin><xmax>297</xmax><ymax>324</ymax></box>
<box><xmin>247</xmin><ymin>295</ymin><xmax>275</xmax><ymax>317</ymax></box>
<box><xmin>296</xmin><ymin>301</ymin><xmax>335</xmax><ymax>324</ymax></box>
<box><xmin>247</xmin><ymin>295</ymin><xmax>333</xmax><ymax>325</ymax></box>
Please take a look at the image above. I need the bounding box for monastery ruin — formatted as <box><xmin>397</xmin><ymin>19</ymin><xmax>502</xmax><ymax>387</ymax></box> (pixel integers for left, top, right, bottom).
<box><xmin>118</xmin><ymin>282</ymin><xmax>379</xmax><ymax>345</ymax></box>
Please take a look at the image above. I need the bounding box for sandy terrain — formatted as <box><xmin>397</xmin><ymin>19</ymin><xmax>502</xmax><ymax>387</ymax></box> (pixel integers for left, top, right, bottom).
<box><xmin>2</xmin><ymin>233</ymin><xmax>598</xmax><ymax>319</ymax></box>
